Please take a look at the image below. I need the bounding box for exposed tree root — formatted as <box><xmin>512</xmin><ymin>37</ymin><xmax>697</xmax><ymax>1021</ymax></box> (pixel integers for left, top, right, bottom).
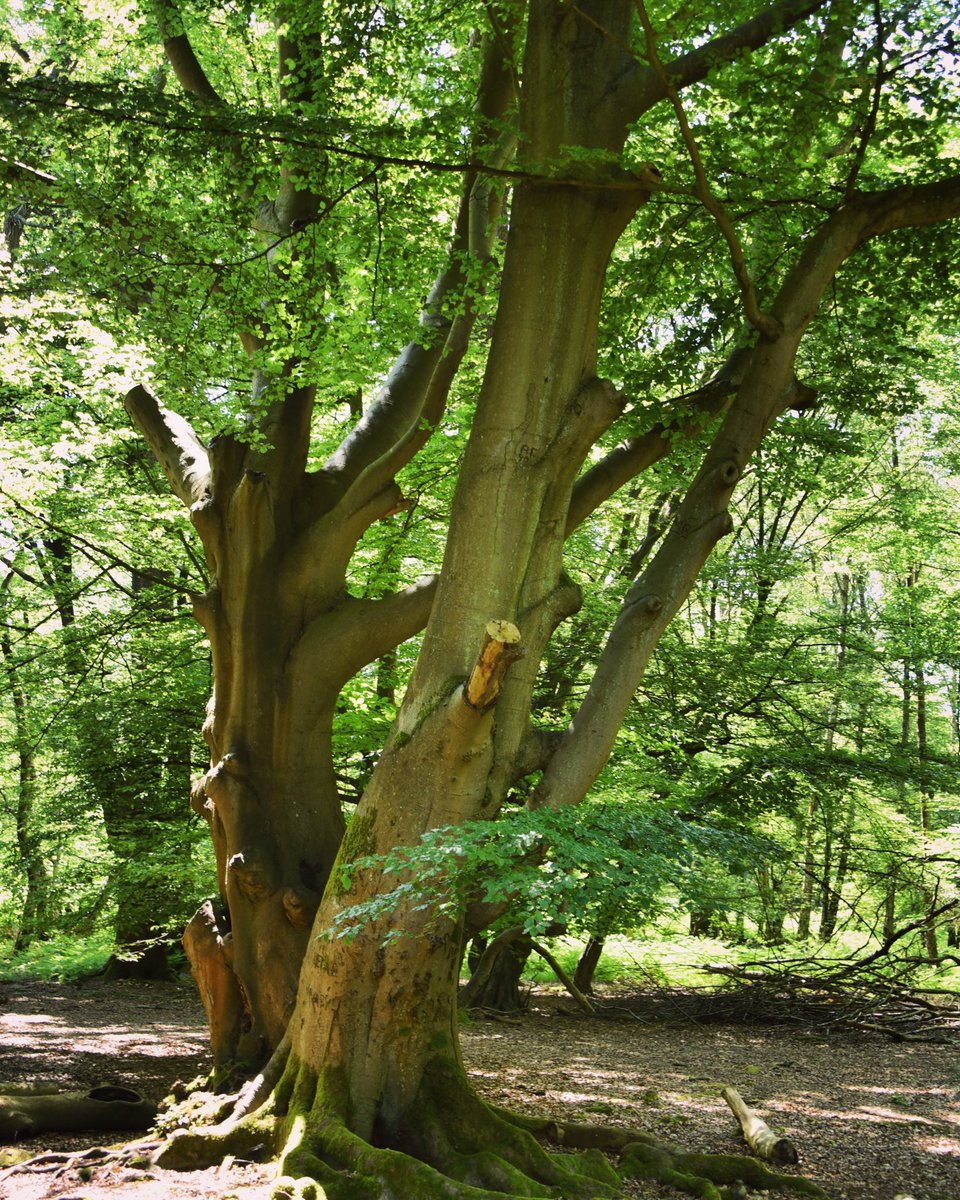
<box><xmin>151</xmin><ymin>1047</ymin><xmax>828</xmax><ymax>1200</ymax></box>
<box><xmin>619</xmin><ymin>1141</ymin><xmax>828</xmax><ymax>1200</ymax></box>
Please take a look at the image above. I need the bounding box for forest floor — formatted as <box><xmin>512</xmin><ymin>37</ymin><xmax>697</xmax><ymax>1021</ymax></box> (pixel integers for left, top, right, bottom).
<box><xmin>0</xmin><ymin>976</ymin><xmax>957</xmax><ymax>1200</ymax></box>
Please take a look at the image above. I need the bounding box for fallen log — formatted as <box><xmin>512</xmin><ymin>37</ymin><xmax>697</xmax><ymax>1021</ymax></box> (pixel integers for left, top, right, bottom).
<box><xmin>0</xmin><ymin>1084</ymin><xmax>156</xmax><ymax>1140</ymax></box>
<box><xmin>721</xmin><ymin>1085</ymin><xmax>799</xmax><ymax>1164</ymax></box>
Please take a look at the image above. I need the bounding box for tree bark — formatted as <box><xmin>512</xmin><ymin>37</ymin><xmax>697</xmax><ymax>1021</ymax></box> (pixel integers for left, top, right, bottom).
<box><xmin>0</xmin><ymin>1085</ymin><xmax>156</xmax><ymax>1140</ymax></box>
<box><xmin>573</xmin><ymin>936</ymin><xmax>605</xmax><ymax>994</ymax></box>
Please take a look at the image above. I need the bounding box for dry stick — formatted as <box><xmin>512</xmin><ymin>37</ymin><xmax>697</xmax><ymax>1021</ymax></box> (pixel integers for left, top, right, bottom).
<box><xmin>633</xmin><ymin>0</ymin><xmax>781</xmax><ymax>339</ymax></box>
<box><xmin>721</xmin><ymin>1086</ymin><xmax>799</xmax><ymax>1164</ymax></box>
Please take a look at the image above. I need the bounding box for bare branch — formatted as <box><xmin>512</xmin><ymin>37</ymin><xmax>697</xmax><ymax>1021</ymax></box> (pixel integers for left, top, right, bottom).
<box><xmin>842</xmin><ymin>0</ymin><xmax>886</xmax><ymax>201</ymax></box>
<box><xmin>292</xmin><ymin>576</ymin><xmax>439</xmax><ymax>690</ymax></box>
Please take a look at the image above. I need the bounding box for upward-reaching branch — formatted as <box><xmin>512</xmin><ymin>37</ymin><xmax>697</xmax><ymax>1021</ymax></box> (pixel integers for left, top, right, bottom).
<box><xmin>152</xmin><ymin>0</ymin><xmax>224</xmax><ymax>103</ymax></box>
<box><xmin>306</xmin><ymin>22</ymin><xmax>519</xmax><ymax>520</ymax></box>
<box><xmin>535</xmin><ymin>175</ymin><xmax>960</xmax><ymax>812</ymax></box>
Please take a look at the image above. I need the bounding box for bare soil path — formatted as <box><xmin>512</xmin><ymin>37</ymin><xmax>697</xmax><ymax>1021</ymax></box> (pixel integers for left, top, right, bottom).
<box><xmin>0</xmin><ymin>978</ymin><xmax>957</xmax><ymax>1200</ymax></box>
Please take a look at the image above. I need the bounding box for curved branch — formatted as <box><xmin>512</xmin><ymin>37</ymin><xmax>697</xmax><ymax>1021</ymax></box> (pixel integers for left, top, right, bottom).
<box><xmin>123</xmin><ymin>385</ymin><xmax>210</xmax><ymax>509</ymax></box>
<box><xmin>772</xmin><ymin>176</ymin><xmax>960</xmax><ymax>333</ymax></box>
<box><xmin>566</xmin><ymin>346</ymin><xmax>752</xmax><ymax>533</ymax></box>
<box><xmin>635</xmin><ymin>1</ymin><xmax>780</xmax><ymax>338</ymax></box>
<box><xmin>292</xmin><ymin>577</ymin><xmax>439</xmax><ymax>692</ymax></box>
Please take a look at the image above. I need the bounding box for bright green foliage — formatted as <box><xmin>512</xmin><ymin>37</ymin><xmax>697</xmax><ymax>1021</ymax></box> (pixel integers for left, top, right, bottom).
<box><xmin>333</xmin><ymin>800</ymin><xmax>775</xmax><ymax>942</ymax></box>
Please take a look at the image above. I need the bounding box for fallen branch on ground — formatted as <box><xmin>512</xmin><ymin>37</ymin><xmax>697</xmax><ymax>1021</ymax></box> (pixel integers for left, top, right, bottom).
<box><xmin>722</xmin><ymin>1085</ymin><xmax>799</xmax><ymax>1164</ymax></box>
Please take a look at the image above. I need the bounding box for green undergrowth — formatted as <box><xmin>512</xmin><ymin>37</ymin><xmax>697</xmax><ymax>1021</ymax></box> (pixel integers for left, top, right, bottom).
<box><xmin>520</xmin><ymin>932</ymin><xmax>748</xmax><ymax>989</ymax></box>
<box><xmin>519</xmin><ymin>929</ymin><xmax>960</xmax><ymax>994</ymax></box>
<box><xmin>0</xmin><ymin>932</ymin><xmax>114</xmax><ymax>981</ymax></box>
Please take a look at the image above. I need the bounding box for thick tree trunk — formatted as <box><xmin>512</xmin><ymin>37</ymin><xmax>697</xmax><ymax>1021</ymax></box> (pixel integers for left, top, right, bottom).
<box><xmin>185</xmin><ymin>587</ymin><xmax>348</xmax><ymax>1065</ymax></box>
<box><xmin>467</xmin><ymin>934</ymin><xmax>533</xmax><ymax>1013</ymax></box>
<box><xmin>261</xmin><ymin>0</ymin><xmax>646</xmax><ymax>1147</ymax></box>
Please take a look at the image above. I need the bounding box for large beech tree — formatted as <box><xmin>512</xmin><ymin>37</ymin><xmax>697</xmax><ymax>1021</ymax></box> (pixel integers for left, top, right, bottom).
<box><xmin>4</xmin><ymin>0</ymin><xmax>959</xmax><ymax>1194</ymax></box>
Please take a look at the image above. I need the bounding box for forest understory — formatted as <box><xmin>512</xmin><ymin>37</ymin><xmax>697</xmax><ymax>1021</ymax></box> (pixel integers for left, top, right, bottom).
<box><xmin>0</xmin><ymin>977</ymin><xmax>957</xmax><ymax>1200</ymax></box>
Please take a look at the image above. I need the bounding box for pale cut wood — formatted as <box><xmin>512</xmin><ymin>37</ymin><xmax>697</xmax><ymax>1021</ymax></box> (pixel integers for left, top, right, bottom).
<box><xmin>464</xmin><ymin>620</ymin><xmax>523</xmax><ymax>711</ymax></box>
<box><xmin>721</xmin><ymin>1085</ymin><xmax>799</xmax><ymax>1164</ymax></box>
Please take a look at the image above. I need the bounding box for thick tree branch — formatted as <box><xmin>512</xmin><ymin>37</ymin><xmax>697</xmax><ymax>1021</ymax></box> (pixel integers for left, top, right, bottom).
<box><xmin>312</xmin><ymin>23</ymin><xmax>518</xmax><ymax>518</ymax></box>
<box><xmin>123</xmin><ymin>386</ymin><xmax>211</xmax><ymax>509</ymax></box>
<box><xmin>152</xmin><ymin>0</ymin><xmax>223</xmax><ymax>103</ymax></box>
<box><xmin>565</xmin><ymin>359</ymin><xmax>746</xmax><ymax>534</ymax></box>
<box><xmin>772</xmin><ymin>177</ymin><xmax>960</xmax><ymax>333</ymax></box>
<box><xmin>291</xmin><ymin>576</ymin><xmax>439</xmax><ymax>692</ymax></box>
<box><xmin>566</xmin><ymin>361</ymin><xmax>816</xmax><ymax>534</ymax></box>
<box><xmin>621</xmin><ymin>0</ymin><xmax>832</xmax><ymax>118</ymax></box>
<box><xmin>536</xmin><ymin>174</ymin><xmax>960</xmax><ymax>812</ymax></box>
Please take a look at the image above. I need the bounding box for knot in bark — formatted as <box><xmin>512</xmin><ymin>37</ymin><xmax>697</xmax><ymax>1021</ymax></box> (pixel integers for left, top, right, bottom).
<box><xmin>282</xmin><ymin>886</ymin><xmax>318</xmax><ymax>930</ymax></box>
<box><xmin>718</xmin><ymin>459</ymin><xmax>741</xmax><ymax>487</ymax></box>
<box><xmin>629</xmin><ymin>593</ymin><xmax>663</xmax><ymax>617</ymax></box>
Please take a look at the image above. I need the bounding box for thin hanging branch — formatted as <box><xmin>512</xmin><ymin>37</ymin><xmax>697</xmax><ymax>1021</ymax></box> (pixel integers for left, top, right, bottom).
<box><xmin>634</xmin><ymin>0</ymin><xmax>781</xmax><ymax>339</ymax></box>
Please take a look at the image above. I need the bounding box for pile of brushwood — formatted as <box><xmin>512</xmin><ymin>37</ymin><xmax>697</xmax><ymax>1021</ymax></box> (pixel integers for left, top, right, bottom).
<box><xmin>613</xmin><ymin>912</ymin><xmax>960</xmax><ymax>1043</ymax></box>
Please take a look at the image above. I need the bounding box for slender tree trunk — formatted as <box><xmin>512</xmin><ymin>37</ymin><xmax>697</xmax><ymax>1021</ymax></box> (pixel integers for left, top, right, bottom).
<box><xmin>796</xmin><ymin>793</ymin><xmax>818</xmax><ymax>940</ymax></box>
<box><xmin>573</xmin><ymin>936</ymin><xmax>605</xmax><ymax>994</ymax></box>
<box><xmin>819</xmin><ymin>795</ymin><xmax>853</xmax><ymax>941</ymax></box>
<box><xmin>882</xmin><ymin>876</ymin><xmax>897</xmax><ymax>941</ymax></box>
<box><xmin>1</xmin><ymin>617</ymin><xmax>49</xmax><ymax>950</ymax></box>
<box><xmin>915</xmin><ymin>661</ymin><xmax>940</xmax><ymax>963</ymax></box>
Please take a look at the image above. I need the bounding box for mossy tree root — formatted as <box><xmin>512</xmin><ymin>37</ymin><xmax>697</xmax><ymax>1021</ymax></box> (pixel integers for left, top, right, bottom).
<box><xmin>620</xmin><ymin>1141</ymin><xmax>829</xmax><ymax>1200</ymax></box>
<box><xmin>153</xmin><ymin>1050</ymin><xmax>828</xmax><ymax>1200</ymax></box>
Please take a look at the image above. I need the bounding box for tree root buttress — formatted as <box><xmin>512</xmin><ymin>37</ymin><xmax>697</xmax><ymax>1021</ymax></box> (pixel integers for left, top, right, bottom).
<box><xmin>152</xmin><ymin>1049</ymin><xmax>828</xmax><ymax>1200</ymax></box>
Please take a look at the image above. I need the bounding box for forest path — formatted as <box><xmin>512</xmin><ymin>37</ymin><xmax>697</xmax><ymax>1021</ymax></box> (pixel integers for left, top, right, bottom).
<box><xmin>0</xmin><ymin>978</ymin><xmax>957</xmax><ymax>1200</ymax></box>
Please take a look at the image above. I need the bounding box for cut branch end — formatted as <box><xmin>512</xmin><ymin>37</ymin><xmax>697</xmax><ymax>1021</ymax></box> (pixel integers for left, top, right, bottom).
<box><xmin>464</xmin><ymin>620</ymin><xmax>524</xmax><ymax>712</ymax></box>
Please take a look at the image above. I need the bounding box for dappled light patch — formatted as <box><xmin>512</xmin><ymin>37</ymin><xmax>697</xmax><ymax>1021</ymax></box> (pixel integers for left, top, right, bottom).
<box><xmin>1</xmin><ymin>981</ymin><xmax>958</xmax><ymax>1198</ymax></box>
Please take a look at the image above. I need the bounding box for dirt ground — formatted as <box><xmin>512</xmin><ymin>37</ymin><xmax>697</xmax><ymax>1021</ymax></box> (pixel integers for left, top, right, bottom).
<box><xmin>0</xmin><ymin>976</ymin><xmax>957</xmax><ymax>1200</ymax></box>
